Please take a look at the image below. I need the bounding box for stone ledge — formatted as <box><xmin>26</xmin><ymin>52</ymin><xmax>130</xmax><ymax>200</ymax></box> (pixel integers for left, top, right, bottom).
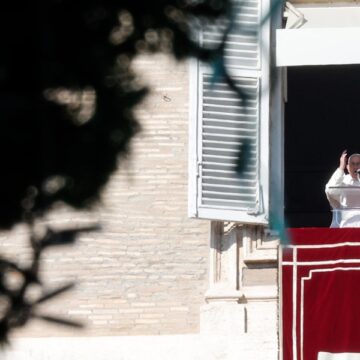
<box><xmin>243</xmin><ymin>251</ymin><xmax>278</xmax><ymax>265</ymax></box>
<box><xmin>205</xmin><ymin>285</ymin><xmax>278</xmax><ymax>303</ymax></box>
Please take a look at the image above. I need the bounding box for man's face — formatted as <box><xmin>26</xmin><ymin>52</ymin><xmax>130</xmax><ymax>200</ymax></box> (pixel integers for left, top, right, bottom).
<box><xmin>347</xmin><ymin>155</ymin><xmax>360</xmax><ymax>179</ymax></box>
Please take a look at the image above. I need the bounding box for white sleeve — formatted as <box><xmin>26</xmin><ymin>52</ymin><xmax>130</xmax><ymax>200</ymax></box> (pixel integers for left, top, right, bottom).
<box><xmin>325</xmin><ymin>168</ymin><xmax>345</xmax><ymax>208</ymax></box>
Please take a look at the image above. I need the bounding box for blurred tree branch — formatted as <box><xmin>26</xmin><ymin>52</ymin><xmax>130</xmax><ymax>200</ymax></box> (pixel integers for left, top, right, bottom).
<box><xmin>0</xmin><ymin>0</ymin><xmax>233</xmax><ymax>227</ymax></box>
<box><xmin>0</xmin><ymin>0</ymin><xmax>244</xmax><ymax>344</ymax></box>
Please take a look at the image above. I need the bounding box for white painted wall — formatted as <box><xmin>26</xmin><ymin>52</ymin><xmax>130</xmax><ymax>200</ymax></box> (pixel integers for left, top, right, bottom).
<box><xmin>3</xmin><ymin>319</ymin><xmax>278</xmax><ymax>360</ymax></box>
<box><xmin>277</xmin><ymin>27</ymin><xmax>360</xmax><ymax>66</ymax></box>
<box><xmin>4</xmin><ymin>335</ymin><xmax>210</xmax><ymax>360</ymax></box>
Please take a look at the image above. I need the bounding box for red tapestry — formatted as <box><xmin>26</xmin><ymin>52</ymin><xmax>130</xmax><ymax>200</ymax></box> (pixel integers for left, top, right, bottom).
<box><xmin>282</xmin><ymin>228</ymin><xmax>360</xmax><ymax>360</ymax></box>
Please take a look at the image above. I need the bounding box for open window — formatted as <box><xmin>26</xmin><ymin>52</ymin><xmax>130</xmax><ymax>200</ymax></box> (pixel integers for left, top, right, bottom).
<box><xmin>277</xmin><ymin>2</ymin><xmax>360</xmax><ymax>227</ymax></box>
<box><xmin>285</xmin><ymin>65</ymin><xmax>360</xmax><ymax>227</ymax></box>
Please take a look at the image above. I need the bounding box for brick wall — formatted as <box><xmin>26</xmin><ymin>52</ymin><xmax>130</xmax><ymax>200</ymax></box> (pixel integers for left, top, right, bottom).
<box><xmin>0</xmin><ymin>54</ymin><xmax>210</xmax><ymax>337</ymax></box>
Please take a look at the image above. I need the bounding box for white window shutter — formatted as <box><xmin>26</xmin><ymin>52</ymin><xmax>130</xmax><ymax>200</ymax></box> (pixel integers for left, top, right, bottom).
<box><xmin>188</xmin><ymin>0</ymin><xmax>270</xmax><ymax>224</ymax></box>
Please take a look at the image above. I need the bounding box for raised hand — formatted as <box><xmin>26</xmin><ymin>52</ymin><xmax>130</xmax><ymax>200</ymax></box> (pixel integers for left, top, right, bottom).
<box><xmin>339</xmin><ymin>150</ymin><xmax>347</xmax><ymax>170</ymax></box>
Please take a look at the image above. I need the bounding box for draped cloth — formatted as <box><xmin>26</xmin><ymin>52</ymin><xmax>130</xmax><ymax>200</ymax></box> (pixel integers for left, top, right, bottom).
<box><xmin>282</xmin><ymin>228</ymin><xmax>360</xmax><ymax>360</ymax></box>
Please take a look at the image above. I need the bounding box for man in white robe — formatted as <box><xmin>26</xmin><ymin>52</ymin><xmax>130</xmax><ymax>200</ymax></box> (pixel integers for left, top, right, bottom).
<box><xmin>325</xmin><ymin>151</ymin><xmax>360</xmax><ymax>227</ymax></box>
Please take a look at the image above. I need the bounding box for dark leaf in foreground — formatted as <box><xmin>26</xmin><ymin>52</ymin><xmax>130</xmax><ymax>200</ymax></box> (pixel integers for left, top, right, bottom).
<box><xmin>33</xmin><ymin>314</ymin><xmax>84</xmax><ymax>329</ymax></box>
<box><xmin>235</xmin><ymin>139</ymin><xmax>252</xmax><ymax>175</ymax></box>
<box><xmin>36</xmin><ymin>283</ymin><xmax>75</xmax><ymax>305</ymax></box>
<box><xmin>41</xmin><ymin>225</ymin><xmax>100</xmax><ymax>249</ymax></box>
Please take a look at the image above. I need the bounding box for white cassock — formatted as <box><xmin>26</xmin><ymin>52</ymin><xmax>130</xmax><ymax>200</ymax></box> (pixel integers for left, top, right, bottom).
<box><xmin>325</xmin><ymin>168</ymin><xmax>360</xmax><ymax>227</ymax></box>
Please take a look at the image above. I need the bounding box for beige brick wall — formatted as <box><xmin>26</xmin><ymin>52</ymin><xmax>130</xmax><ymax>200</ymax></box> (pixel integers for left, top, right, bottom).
<box><xmin>0</xmin><ymin>54</ymin><xmax>210</xmax><ymax>338</ymax></box>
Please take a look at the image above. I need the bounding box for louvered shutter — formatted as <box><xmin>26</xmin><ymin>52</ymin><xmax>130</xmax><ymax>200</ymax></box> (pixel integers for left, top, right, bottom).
<box><xmin>188</xmin><ymin>0</ymin><xmax>270</xmax><ymax>224</ymax></box>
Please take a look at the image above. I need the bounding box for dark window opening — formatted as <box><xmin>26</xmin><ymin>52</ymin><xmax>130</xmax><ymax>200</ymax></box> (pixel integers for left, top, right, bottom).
<box><xmin>285</xmin><ymin>65</ymin><xmax>360</xmax><ymax>227</ymax></box>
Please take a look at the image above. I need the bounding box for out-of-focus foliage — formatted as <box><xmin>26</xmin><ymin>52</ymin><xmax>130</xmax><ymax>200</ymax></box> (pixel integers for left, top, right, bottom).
<box><xmin>0</xmin><ymin>0</ymin><xmax>231</xmax><ymax>229</ymax></box>
<box><xmin>0</xmin><ymin>224</ymin><xmax>98</xmax><ymax>344</ymax></box>
<box><xmin>0</xmin><ymin>0</ymin><xmax>235</xmax><ymax>344</ymax></box>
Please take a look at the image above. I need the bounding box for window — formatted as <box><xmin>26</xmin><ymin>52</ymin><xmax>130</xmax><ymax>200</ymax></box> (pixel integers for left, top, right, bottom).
<box><xmin>188</xmin><ymin>0</ymin><xmax>274</xmax><ymax>224</ymax></box>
